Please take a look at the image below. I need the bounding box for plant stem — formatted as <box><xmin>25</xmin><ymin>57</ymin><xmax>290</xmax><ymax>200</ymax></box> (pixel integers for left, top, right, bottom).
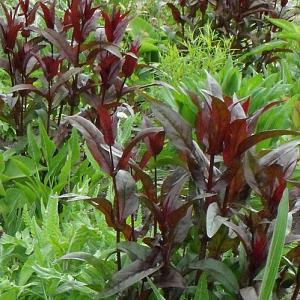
<box><xmin>292</xmin><ymin>267</ymin><xmax>300</xmax><ymax>300</ymax></box>
<box><xmin>154</xmin><ymin>155</ymin><xmax>158</xmax><ymax>236</ymax></box>
<box><xmin>207</xmin><ymin>154</ymin><xmax>215</xmax><ymax>193</ymax></box>
<box><xmin>57</xmin><ymin>102</ymin><xmax>64</xmax><ymax>126</ymax></box>
<box><xmin>181</xmin><ymin>7</ymin><xmax>185</xmax><ymax>39</ymax></box>
<box><xmin>196</xmin><ymin>154</ymin><xmax>215</xmax><ymax>283</ymax></box>
<box><xmin>47</xmin><ymin>80</ymin><xmax>52</xmax><ymax>134</ymax></box>
<box><xmin>109</xmin><ymin>144</ymin><xmax>122</xmax><ymax>271</ymax></box>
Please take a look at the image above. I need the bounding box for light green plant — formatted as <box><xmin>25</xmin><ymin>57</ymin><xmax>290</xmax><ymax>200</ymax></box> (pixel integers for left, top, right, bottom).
<box><xmin>159</xmin><ymin>23</ymin><xmax>233</xmax><ymax>85</ymax></box>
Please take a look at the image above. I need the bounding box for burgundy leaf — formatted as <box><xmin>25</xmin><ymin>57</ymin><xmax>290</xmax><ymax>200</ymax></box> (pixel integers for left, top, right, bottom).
<box><xmin>237</xmin><ymin>130</ymin><xmax>299</xmax><ymax>157</ymax></box>
<box><xmin>40</xmin><ymin>1</ymin><xmax>56</xmax><ymax>29</ymax></box>
<box><xmin>40</xmin><ymin>56</ymin><xmax>62</xmax><ymax>81</ymax></box>
<box><xmin>251</xmin><ymin>231</ymin><xmax>267</xmax><ymax>271</ymax></box>
<box><xmin>155</xmin><ymin>268</ymin><xmax>185</xmax><ymax>288</ymax></box>
<box><xmin>50</xmin><ymin>67</ymin><xmax>82</xmax><ymax>97</ymax></box>
<box><xmin>143</xmin><ymin>93</ymin><xmax>193</xmax><ymax>155</ymax></box>
<box><xmin>223</xmin><ymin>220</ymin><xmax>251</xmax><ymax>254</ymax></box>
<box><xmin>39</xmin><ymin>28</ymin><xmax>77</xmax><ymax>64</ymax></box>
<box><xmin>117</xmin><ymin>127</ymin><xmax>163</xmax><ymax>170</ymax></box>
<box><xmin>99</xmin><ymin>260</ymin><xmax>161</xmax><ymax>298</ymax></box>
<box><xmin>161</xmin><ymin>167</ymin><xmax>189</xmax><ymax>211</ymax></box>
<box><xmin>122</xmin><ymin>41</ymin><xmax>140</xmax><ymax>77</ymax></box>
<box><xmin>167</xmin><ymin>3</ymin><xmax>182</xmax><ymax>24</ymax></box>
<box><xmin>223</xmin><ymin>119</ymin><xmax>248</xmax><ymax>165</ymax></box>
<box><xmin>199</xmin><ymin>0</ymin><xmax>208</xmax><ymax>13</ymax></box>
<box><xmin>25</xmin><ymin>2</ymin><xmax>40</xmax><ymax>25</ymax></box>
<box><xmin>247</xmin><ymin>100</ymin><xmax>283</xmax><ymax>133</ymax></box>
<box><xmin>66</xmin><ymin>115</ymin><xmax>111</xmax><ymax>174</ymax></box>
<box><xmin>98</xmin><ymin>105</ymin><xmax>114</xmax><ymax>146</ymax></box>
<box><xmin>142</xmin><ymin>117</ymin><xmax>165</xmax><ymax>156</ymax></box>
<box><xmin>115</xmin><ymin>170</ymin><xmax>139</xmax><ymax>222</ymax></box>
<box><xmin>19</xmin><ymin>0</ymin><xmax>30</xmax><ymax>14</ymax></box>
<box><xmin>197</xmin><ymin>97</ymin><xmax>231</xmax><ymax>155</ymax></box>
<box><xmin>102</xmin><ymin>8</ymin><xmax>130</xmax><ymax>44</ymax></box>
<box><xmin>132</xmin><ymin>164</ymin><xmax>157</xmax><ymax>204</ymax></box>
<box><xmin>259</xmin><ymin>140</ymin><xmax>300</xmax><ymax>178</ymax></box>
<box><xmin>89</xmin><ymin>197</ymin><xmax>115</xmax><ymax>228</ymax></box>
<box><xmin>10</xmin><ymin>84</ymin><xmax>45</xmax><ymax>96</ymax></box>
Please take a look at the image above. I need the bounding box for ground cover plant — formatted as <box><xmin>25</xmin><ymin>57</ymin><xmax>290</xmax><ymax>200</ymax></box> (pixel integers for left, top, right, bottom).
<box><xmin>1</xmin><ymin>0</ymin><xmax>300</xmax><ymax>299</ymax></box>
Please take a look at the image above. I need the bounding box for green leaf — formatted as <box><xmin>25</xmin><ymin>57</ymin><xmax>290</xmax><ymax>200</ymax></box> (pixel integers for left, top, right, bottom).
<box><xmin>258</xmin><ymin>189</ymin><xmax>289</xmax><ymax>300</ymax></box>
<box><xmin>18</xmin><ymin>256</ymin><xmax>35</xmax><ymax>286</ymax></box>
<box><xmin>242</xmin><ymin>40</ymin><xmax>289</xmax><ymax>59</ymax></box>
<box><xmin>190</xmin><ymin>258</ymin><xmax>239</xmax><ymax>294</ymax></box>
<box><xmin>146</xmin><ymin>277</ymin><xmax>166</xmax><ymax>300</ymax></box>
<box><xmin>268</xmin><ymin>18</ymin><xmax>298</xmax><ymax>33</ymax></box>
<box><xmin>129</xmin><ymin>17</ymin><xmax>160</xmax><ymax>40</ymax></box>
<box><xmin>27</xmin><ymin>125</ymin><xmax>42</xmax><ymax>165</ymax></box>
<box><xmin>195</xmin><ymin>273</ymin><xmax>209</xmax><ymax>300</ymax></box>
<box><xmin>59</xmin><ymin>252</ymin><xmax>104</xmax><ymax>273</ymax></box>
<box><xmin>39</xmin><ymin>119</ymin><xmax>56</xmax><ymax>167</ymax></box>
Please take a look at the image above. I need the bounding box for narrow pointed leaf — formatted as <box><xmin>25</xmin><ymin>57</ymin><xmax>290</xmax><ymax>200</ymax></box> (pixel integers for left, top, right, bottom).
<box><xmin>258</xmin><ymin>189</ymin><xmax>289</xmax><ymax>300</ymax></box>
<box><xmin>66</xmin><ymin>116</ymin><xmax>111</xmax><ymax>174</ymax></box>
<box><xmin>195</xmin><ymin>273</ymin><xmax>209</xmax><ymax>300</ymax></box>
<box><xmin>190</xmin><ymin>258</ymin><xmax>239</xmax><ymax>294</ymax></box>
<box><xmin>141</xmin><ymin>92</ymin><xmax>193</xmax><ymax>154</ymax></box>
<box><xmin>97</xmin><ymin>260</ymin><xmax>161</xmax><ymax>298</ymax></box>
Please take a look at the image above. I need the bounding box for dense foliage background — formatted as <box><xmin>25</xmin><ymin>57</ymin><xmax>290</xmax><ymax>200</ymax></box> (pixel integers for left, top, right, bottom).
<box><xmin>1</xmin><ymin>0</ymin><xmax>300</xmax><ymax>299</ymax></box>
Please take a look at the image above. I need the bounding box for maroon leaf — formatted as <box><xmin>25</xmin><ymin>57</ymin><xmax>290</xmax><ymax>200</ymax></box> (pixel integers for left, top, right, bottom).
<box><xmin>98</xmin><ymin>260</ymin><xmax>161</xmax><ymax>298</ymax></box>
<box><xmin>199</xmin><ymin>0</ymin><xmax>208</xmax><ymax>13</ymax></box>
<box><xmin>223</xmin><ymin>119</ymin><xmax>248</xmax><ymax>165</ymax></box>
<box><xmin>259</xmin><ymin>140</ymin><xmax>300</xmax><ymax>178</ymax></box>
<box><xmin>167</xmin><ymin>3</ymin><xmax>182</xmax><ymax>24</ymax></box>
<box><xmin>98</xmin><ymin>105</ymin><xmax>114</xmax><ymax>146</ymax></box>
<box><xmin>161</xmin><ymin>167</ymin><xmax>189</xmax><ymax>210</ymax></box>
<box><xmin>143</xmin><ymin>93</ymin><xmax>193</xmax><ymax>155</ymax></box>
<box><xmin>25</xmin><ymin>2</ymin><xmax>40</xmax><ymax>25</ymax></box>
<box><xmin>66</xmin><ymin>115</ymin><xmax>111</xmax><ymax>174</ymax></box>
<box><xmin>89</xmin><ymin>197</ymin><xmax>115</xmax><ymax>228</ymax></box>
<box><xmin>50</xmin><ymin>67</ymin><xmax>82</xmax><ymax>97</ymax></box>
<box><xmin>247</xmin><ymin>100</ymin><xmax>283</xmax><ymax>133</ymax></box>
<box><xmin>155</xmin><ymin>268</ymin><xmax>185</xmax><ymax>288</ymax></box>
<box><xmin>117</xmin><ymin>127</ymin><xmax>163</xmax><ymax>170</ymax></box>
<box><xmin>39</xmin><ymin>28</ymin><xmax>77</xmax><ymax>64</ymax></box>
<box><xmin>197</xmin><ymin>97</ymin><xmax>231</xmax><ymax>155</ymax></box>
<box><xmin>10</xmin><ymin>84</ymin><xmax>45</xmax><ymax>96</ymax></box>
<box><xmin>38</xmin><ymin>56</ymin><xmax>62</xmax><ymax>81</ymax></box>
<box><xmin>122</xmin><ymin>41</ymin><xmax>140</xmax><ymax>77</ymax></box>
<box><xmin>40</xmin><ymin>1</ymin><xmax>56</xmax><ymax>29</ymax></box>
<box><xmin>223</xmin><ymin>220</ymin><xmax>251</xmax><ymax>254</ymax></box>
<box><xmin>0</xmin><ymin>3</ymin><xmax>23</xmax><ymax>53</ymax></box>
<box><xmin>115</xmin><ymin>170</ymin><xmax>139</xmax><ymax>222</ymax></box>
<box><xmin>132</xmin><ymin>164</ymin><xmax>157</xmax><ymax>204</ymax></box>
<box><xmin>102</xmin><ymin>8</ymin><xmax>130</xmax><ymax>44</ymax></box>
<box><xmin>244</xmin><ymin>151</ymin><xmax>289</xmax><ymax>215</ymax></box>
<box><xmin>237</xmin><ymin>130</ymin><xmax>299</xmax><ymax>157</ymax></box>
<box><xmin>142</xmin><ymin>117</ymin><xmax>165</xmax><ymax>156</ymax></box>
<box><xmin>251</xmin><ymin>231</ymin><xmax>267</xmax><ymax>271</ymax></box>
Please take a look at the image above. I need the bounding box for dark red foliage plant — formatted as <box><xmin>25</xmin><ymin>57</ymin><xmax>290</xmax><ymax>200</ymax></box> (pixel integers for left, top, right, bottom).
<box><xmin>2</xmin><ymin>1</ymin><xmax>300</xmax><ymax>299</ymax></box>
<box><xmin>65</xmin><ymin>67</ymin><xmax>300</xmax><ymax>299</ymax></box>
